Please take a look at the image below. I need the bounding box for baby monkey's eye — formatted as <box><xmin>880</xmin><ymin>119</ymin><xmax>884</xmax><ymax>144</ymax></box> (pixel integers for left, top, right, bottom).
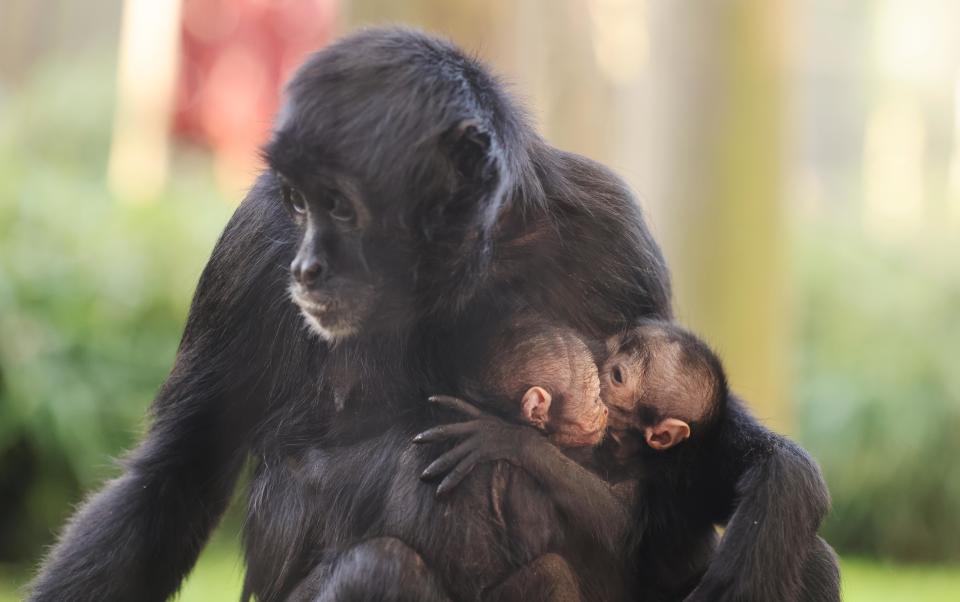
<box><xmin>611</xmin><ymin>365</ymin><xmax>625</xmax><ymax>385</ymax></box>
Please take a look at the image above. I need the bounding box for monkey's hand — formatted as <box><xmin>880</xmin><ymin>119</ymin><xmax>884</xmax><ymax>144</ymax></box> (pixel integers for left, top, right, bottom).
<box><xmin>413</xmin><ymin>395</ymin><xmax>549</xmax><ymax>496</ymax></box>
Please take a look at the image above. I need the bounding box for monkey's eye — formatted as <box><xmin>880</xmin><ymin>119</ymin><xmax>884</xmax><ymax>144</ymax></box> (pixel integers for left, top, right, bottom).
<box><xmin>330</xmin><ymin>196</ymin><xmax>355</xmax><ymax>222</ymax></box>
<box><xmin>611</xmin><ymin>365</ymin><xmax>625</xmax><ymax>385</ymax></box>
<box><xmin>283</xmin><ymin>185</ymin><xmax>308</xmax><ymax>215</ymax></box>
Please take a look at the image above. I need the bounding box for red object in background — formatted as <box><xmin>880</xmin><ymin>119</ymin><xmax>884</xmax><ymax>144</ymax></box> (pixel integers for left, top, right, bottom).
<box><xmin>173</xmin><ymin>0</ymin><xmax>336</xmax><ymax>163</ymax></box>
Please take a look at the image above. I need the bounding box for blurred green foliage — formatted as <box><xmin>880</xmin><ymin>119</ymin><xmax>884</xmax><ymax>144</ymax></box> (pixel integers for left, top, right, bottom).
<box><xmin>0</xmin><ymin>50</ymin><xmax>231</xmax><ymax>561</ymax></box>
<box><xmin>796</xmin><ymin>224</ymin><xmax>960</xmax><ymax>562</ymax></box>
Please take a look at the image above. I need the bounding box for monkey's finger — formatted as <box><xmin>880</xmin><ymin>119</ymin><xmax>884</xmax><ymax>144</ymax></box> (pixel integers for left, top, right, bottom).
<box><xmin>436</xmin><ymin>452</ymin><xmax>481</xmax><ymax>496</ymax></box>
<box><xmin>413</xmin><ymin>422</ymin><xmax>477</xmax><ymax>444</ymax></box>
<box><xmin>428</xmin><ymin>395</ymin><xmax>483</xmax><ymax>417</ymax></box>
<box><xmin>420</xmin><ymin>441</ymin><xmax>475</xmax><ymax>480</ymax></box>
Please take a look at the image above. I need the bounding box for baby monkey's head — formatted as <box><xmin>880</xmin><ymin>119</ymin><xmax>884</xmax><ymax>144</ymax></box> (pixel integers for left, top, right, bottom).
<box><xmin>601</xmin><ymin>320</ymin><xmax>727</xmax><ymax>457</ymax></box>
<box><xmin>466</xmin><ymin>317</ymin><xmax>608</xmax><ymax>448</ymax></box>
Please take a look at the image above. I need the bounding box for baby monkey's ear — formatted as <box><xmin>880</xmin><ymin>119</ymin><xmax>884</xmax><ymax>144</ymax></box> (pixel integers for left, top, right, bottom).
<box><xmin>644</xmin><ymin>418</ymin><xmax>691</xmax><ymax>451</ymax></box>
<box><xmin>521</xmin><ymin>386</ymin><xmax>552</xmax><ymax>430</ymax></box>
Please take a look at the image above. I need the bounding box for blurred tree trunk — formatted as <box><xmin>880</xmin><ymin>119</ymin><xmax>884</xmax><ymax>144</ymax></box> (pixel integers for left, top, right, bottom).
<box><xmin>644</xmin><ymin>0</ymin><xmax>790</xmax><ymax>429</ymax></box>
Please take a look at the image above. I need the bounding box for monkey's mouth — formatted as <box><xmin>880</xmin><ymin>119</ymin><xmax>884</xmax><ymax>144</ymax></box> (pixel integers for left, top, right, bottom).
<box><xmin>289</xmin><ymin>282</ymin><xmax>375</xmax><ymax>340</ymax></box>
<box><xmin>605</xmin><ymin>406</ymin><xmax>632</xmax><ymax>431</ymax></box>
<box><xmin>293</xmin><ymin>293</ymin><xmax>342</xmax><ymax>317</ymax></box>
<box><xmin>606</xmin><ymin>428</ymin><xmax>643</xmax><ymax>460</ymax></box>
<box><xmin>553</xmin><ymin>413</ymin><xmax>608</xmax><ymax>448</ymax></box>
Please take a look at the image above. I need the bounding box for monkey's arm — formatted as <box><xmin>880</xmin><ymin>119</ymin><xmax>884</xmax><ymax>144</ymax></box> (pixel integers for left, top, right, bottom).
<box><xmin>28</xmin><ymin>387</ymin><xmax>246</xmax><ymax>602</ymax></box>
<box><xmin>683</xmin><ymin>395</ymin><xmax>833</xmax><ymax>602</ymax></box>
<box><xmin>415</xmin><ymin>395</ymin><xmax>630</xmax><ymax>556</ymax></box>
<box><xmin>29</xmin><ymin>178</ymin><xmax>297</xmax><ymax>602</ymax></box>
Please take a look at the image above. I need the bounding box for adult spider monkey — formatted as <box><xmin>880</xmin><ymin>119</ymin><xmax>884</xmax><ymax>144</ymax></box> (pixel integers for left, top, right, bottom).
<box><xmin>30</xmin><ymin>28</ymin><xmax>837</xmax><ymax>602</ymax></box>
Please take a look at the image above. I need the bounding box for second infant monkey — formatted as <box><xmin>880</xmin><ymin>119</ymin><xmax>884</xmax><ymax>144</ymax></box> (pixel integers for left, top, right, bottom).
<box><xmin>601</xmin><ymin>319</ymin><xmax>727</xmax><ymax>457</ymax></box>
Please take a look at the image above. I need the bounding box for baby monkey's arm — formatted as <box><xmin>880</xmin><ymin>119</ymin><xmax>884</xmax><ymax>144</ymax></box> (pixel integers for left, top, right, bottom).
<box><xmin>415</xmin><ymin>395</ymin><xmax>630</xmax><ymax>556</ymax></box>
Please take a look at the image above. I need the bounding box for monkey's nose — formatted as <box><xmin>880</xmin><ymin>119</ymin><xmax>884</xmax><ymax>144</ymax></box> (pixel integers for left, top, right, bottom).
<box><xmin>291</xmin><ymin>257</ymin><xmax>326</xmax><ymax>288</ymax></box>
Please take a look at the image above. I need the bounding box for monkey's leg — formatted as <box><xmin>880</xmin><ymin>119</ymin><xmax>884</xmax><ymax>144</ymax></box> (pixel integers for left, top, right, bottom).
<box><xmin>487</xmin><ymin>553</ymin><xmax>582</xmax><ymax>602</ymax></box>
<box><xmin>287</xmin><ymin>537</ymin><xmax>450</xmax><ymax>602</ymax></box>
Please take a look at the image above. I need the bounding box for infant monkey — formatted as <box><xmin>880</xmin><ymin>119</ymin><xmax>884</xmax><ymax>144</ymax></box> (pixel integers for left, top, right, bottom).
<box><xmin>600</xmin><ymin>319</ymin><xmax>727</xmax><ymax>455</ymax></box>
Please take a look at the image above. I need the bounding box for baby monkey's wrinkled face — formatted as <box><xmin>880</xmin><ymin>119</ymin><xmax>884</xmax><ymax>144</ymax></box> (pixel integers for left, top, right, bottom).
<box><xmin>600</xmin><ymin>329</ymin><xmax>655</xmax><ymax>432</ymax></box>
<box><xmin>600</xmin><ymin>322</ymin><xmax>722</xmax><ymax>457</ymax></box>
<box><xmin>511</xmin><ymin>329</ymin><xmax>607</xmax><ymax>447</ymax></box>
<box><xmin>548</xmin><ymin>353</ymin><xmax>607</xmax><ymax>448</ymax></box>
<box><xmin>599</xmin><ymin>338</ymin><xmax>649</xmax><ymax>459</ymax></box>
<box><xmin>518</xmin><ymin>333</ymin><xmax>608</xmax><ymax>448</ymax></box>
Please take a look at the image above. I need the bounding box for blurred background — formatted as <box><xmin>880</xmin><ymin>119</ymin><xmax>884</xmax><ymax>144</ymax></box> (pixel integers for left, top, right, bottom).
<box><xmin>1</xmin><ymin>0</ymin><xmax>958</xmax><ymax>600</ymax></box>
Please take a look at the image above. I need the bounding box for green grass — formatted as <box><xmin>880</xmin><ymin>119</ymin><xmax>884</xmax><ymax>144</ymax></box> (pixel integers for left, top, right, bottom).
<box><xmin>173</xmin><ymin>540</ymin><xmax>244</xmax><ymax>602</ymax></box>
<box><xmin>3</xmin><ymin>551</ymin><xmax>958</xmax><ymax>601</ymax></box>
<box><xmin>0</xmin><ymin>538</ymin><xmax>244</xmax><ymax>602</ymax></box>
<box><xmin>841</xmin><ymin>557</ymin><xmax>960</xmax><ymax>602</ymax></box>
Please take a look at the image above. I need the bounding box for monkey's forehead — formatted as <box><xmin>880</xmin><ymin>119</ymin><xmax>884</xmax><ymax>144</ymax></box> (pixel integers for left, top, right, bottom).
<box><xmin>271</xmin><ymin>30</ymin><xmax>493</xmax><ymax>174</ymax></box>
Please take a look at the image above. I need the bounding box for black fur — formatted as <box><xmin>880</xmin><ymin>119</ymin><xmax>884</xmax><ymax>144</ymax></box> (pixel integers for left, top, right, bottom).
<box><xmin>29</xmin><ymin>28</ymin><xmax>837</xmax><ymax>602</ymax></box>
<box><xmin>607</xmin><ymin>394</ymin><xmax>839</xmax><ymax>601</ymax></box>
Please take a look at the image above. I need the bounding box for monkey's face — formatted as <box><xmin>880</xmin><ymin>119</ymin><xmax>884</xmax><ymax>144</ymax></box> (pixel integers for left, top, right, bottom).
<box><xmin>600</xmin><ymin>349</ymin><xmax>644</xmax><ymax>433</ymax></box>
<box><xmin>549</xmin><ymin>363</ymin><xmax>607</xmax><ymax>448</ymax></box>
<box><xmin>277</xmin><ymin>171</ymin><xmax>417</xmax><ymax>341</ymax></box>
<box><xmin>264</xmin><ymin>47</ymin><xmax>507</xmax><ymax>341</ymax></box>
<box><xmin>601</xmin><ymin>324</ymin><xmax>679</xmax><ymax>428</ymax></box>
<box><xmin>600</xmin><ymin>353</ymin><xmax>651</xmax><ymax>460</ymax></box>
<box><xmin>602</xmin><ymin>325</ymin><xmax>708</xmax><ymax>456</ymax></box>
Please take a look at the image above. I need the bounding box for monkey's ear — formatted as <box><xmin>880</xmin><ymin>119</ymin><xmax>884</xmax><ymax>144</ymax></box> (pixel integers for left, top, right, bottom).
<box><xmin>444</xmin><ymin>118</ymin><xmax>495</xmax><ymax>182</ymax></box>
<box><xmin>432</xmin><ymin>117</ymin><xmax>507</xmax><ymax>246</ymax></box>
<box><xmin>521</xmin><ymin>387</ymin><xmax>552</xmax><ymax>430</ymax></box>
<box><xmin>644</xmin><ymin>418</ymin><xmax>690</xmax><ymax>451</ymax></box>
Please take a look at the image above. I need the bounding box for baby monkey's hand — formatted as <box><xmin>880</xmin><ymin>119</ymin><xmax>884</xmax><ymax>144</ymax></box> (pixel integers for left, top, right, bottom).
<box><xmin>414</xmin><ymin>395</ymin><xmax>548</xmax><ymax>496</ymax></box>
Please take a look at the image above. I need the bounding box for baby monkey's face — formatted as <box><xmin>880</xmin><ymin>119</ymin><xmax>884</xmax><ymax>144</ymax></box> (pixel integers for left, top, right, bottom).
<box><xmin>519</xmin><ymin>334</ymin><xmax>608</xmax><ymax>448</ymax></box>
<box><xmin>600</xmin><ymin>337</ymin><xmax>644</xmax><ymax>431</ymax></box>
<box><xmin>599</xmin><ymin>326</ymin><xmax>697</xmax><ymax>456</ymax></box>
<box><xmin>599</xmin><ymin>342</ymin><xmax>646</xmax><ymax>457</ymax></box>
<box><xmin>550</xmin><ymin>361</ymin><xmax>607</xmax><ymax>448</ymax></box>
